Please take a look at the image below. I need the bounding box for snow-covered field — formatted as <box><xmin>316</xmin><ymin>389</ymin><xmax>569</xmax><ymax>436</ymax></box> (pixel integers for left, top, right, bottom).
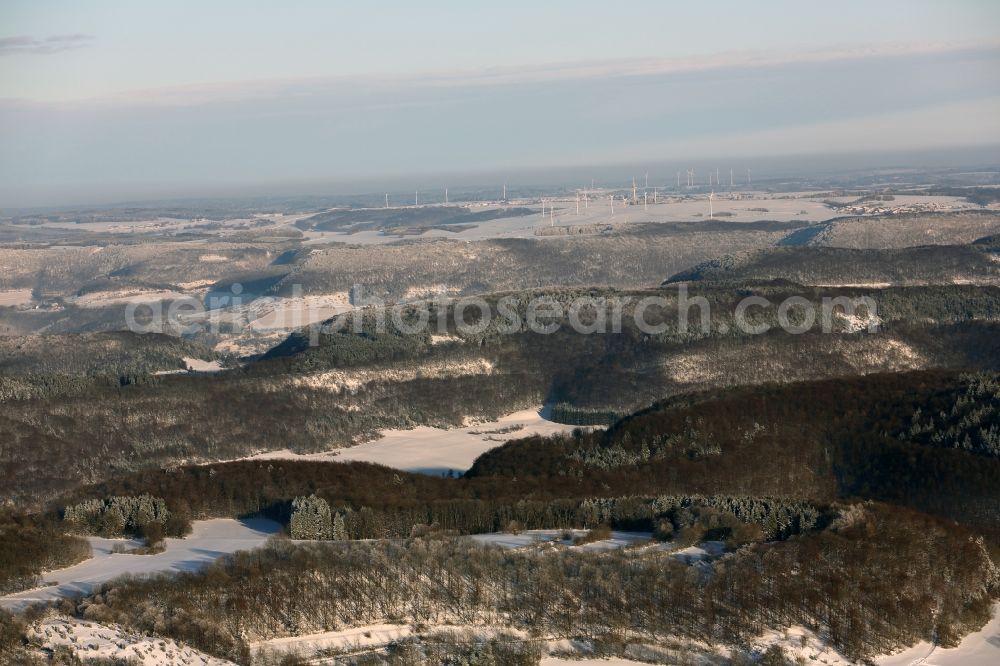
<box><xmin>246</xmin><ymin>293</ymin><xmax>352</xmax><ymax>331</ymax></box>
<box><xmin>249</xmin><ymin>407</ymin><xmax>576</xmax><ymax>476</ymax></box>
<box><xmin>0</xmin><ymin>518</ymin><xmax>280</xmax><ymax>612</ymax></box>
<box><xmin>299</xmin><ymin>193</ymin><xmax>973</xmax><ymax>246</ymax></box>
<box><xmin>299</xmin><ymin>193</ymin><xmax>829</xmax><ymax>246</ymax></box>
<box><xmin>875</xmin><ymin>602</ymin><xmax>1000</xmax><ymax>666</ymax></box>
<box><xmin>152</xmin><ymin>356</ymin><xmax>226</xmax><ymax>375</ymax></box>
<box><xmin>0</xmin><ymin>288</ymin><xmax>33</xmax><ymax>306</ymax></box>
<box><xmin>68</xmin><ymin>288</ymin><xmax>190</xmax><ymax>308</ymax></box>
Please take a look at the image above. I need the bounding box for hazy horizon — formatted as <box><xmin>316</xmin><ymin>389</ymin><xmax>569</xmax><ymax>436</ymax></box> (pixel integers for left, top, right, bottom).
<box><xmin>2</xmin><ymin>0</ymin><xmax>999</xmax><ymax>207</ymax></box>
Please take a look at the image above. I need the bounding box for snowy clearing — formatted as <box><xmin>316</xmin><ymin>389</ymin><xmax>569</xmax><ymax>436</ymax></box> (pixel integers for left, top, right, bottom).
<box><xmin>0</xmin><ymin>518</ymin><xmax>280</xmax><ymax>612</ymax></box>
<box><xmin>248</xmin><ymin>407</ymin><xmax>576</xmax><ymax>476</ymax></box>
<box><xmin>182</xmin><ymin>356</ymin><xmax>225</xmax><ymax>372</ymax></box>
<box><xmin>151</xmin><ymin>357</ymin><xmax>225</xmax><ymax>375</ymax></box>
<box><xmin>246</xmin><ymin>293</ymin><xmax>352</xmax><ymax>331</ymax></box>
<box><xmin>875</xmin><ymin>602</ymin><xmax>1000</xmax><ymax>666</ymax></box>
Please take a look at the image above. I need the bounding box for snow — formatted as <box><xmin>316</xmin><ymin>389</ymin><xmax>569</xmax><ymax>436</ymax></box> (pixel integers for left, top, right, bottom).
<box><xmin>468</xmin><ymin>529</ymin><xmax>726</xmax><ymax>561</ymax></box>
<box><xmin>468</xmin><ymin>529</ymin><xmax>650</xmax><ymax>550</ymax></box>
<box><xmin>28</xmin><ymin>616</ymin><xmax>235</xmax><ymax>665</ymax></box>
<box><xmin>69</xmin><ymin>289</ymin><xmax>190</xmax><ymax>307</ymax></box>
<box><xmin>246</xmin><ymin>293</ymin><xmax>352</xmax><ymax>331</ymax></box>
<box><xmin>0</xmin><ymin>518</ymin><xmax>281</xmax><ymax>612</ymax></box>
<box><xmin>251</xmin><ymin>623</ymin><xmax>412</xmax><ymax>660</ymax></box>
<box><xmin>754</xmin><ymin>625</ymin><xmax>854</xmax><ymax>665</ymax></box>
<box><xmin>152</xmin><ymin>357</ymin><xmax>225</xmax><ymax>375</ymax></box>
<box><xmin>538</xmin><ymin>657</ymin><xmax>649</xmax><ymax>666</ymax></box>
<box><xmin>670</xmin><ymin>541</ymin><xmax>726</xmax><ymax>563</ymax></box>
<box><xmin>748</xmin><ymin>603</ymin><xmax>1000</xmax><ymax>666</ymax></box>
<box><xmin>0</xmin><ymin>288</ymin><xmax>33</xmax><ymax>306</ymax></box>
<box><xmin>298</xmin><ymin>192</ymin><xmax>851</xmax><ymax>247</ymax></box>
<box><xmin>182</xmin><ymin>356</ymin><xmax>225</xmax><ymax>372</ymax></box>
<box><xmin>875</xmin><ymin>603</ymin><xmax>1000</xmax><ymax>666</ymax></box>
<box><xmin>249</xmin><ymin>407</ymin><xmax>577</xmax><ymax>476</ymax></box>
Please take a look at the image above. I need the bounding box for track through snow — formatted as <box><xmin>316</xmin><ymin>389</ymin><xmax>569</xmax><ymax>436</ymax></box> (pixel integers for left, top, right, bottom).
<box><xmin>0</xmin><ymin>518</ymin><xmax>280</xmax><ymax>612</ymax></box>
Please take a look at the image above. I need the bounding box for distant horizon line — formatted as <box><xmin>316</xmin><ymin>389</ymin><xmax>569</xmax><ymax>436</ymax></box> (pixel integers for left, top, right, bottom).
<box><xmin>3</xmin><ymin>143</ymin><xmax>999</xmax><ymax>213</ymax></box>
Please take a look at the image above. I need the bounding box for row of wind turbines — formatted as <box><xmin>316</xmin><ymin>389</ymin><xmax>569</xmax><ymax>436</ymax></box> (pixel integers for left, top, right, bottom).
<box><xmin>381</xmin><ymin>166</ymin><xmax>753</xmax><ymax>226</ymax></box>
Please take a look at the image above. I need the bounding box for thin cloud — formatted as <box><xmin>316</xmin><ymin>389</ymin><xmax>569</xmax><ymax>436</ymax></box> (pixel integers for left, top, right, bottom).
<box><xmin>6</xmin><ymin>39</ymin><xmax>997</xmax><ymax>109</ymax></box>
<box><xmin>0</xmin><ymin>33</ymin><xmax>94</xmax><ymax>56</ymax></box>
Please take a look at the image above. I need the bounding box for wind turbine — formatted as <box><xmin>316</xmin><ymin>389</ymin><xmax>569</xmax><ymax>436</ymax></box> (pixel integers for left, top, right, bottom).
<box><xmin>709</xmin><ymin>191</ymin><xmax>714</xmax><ymax>219</ymax></box>
<box><xmin>610</xmin><ymin>195</ymin><xmax>614</xmax><ymax>216</ymax></box>
<box><xmin>644</xmin><ymin>191</ymin><xmax>648</xmax><ymax>211</ymax></box>
<box><xmin>385</xmin><ymin>193</ymin><xmax>389</xmax><ymax>209</ymax></box>
<box><xmin>415</xmin><ymin>191</ymin><xmax>419</xmax><ymax>206</ymax></box>
<box><xmin>445</xmin><ymin>188</ymin><xmax>449</xmax><ymax>204</ymax></box>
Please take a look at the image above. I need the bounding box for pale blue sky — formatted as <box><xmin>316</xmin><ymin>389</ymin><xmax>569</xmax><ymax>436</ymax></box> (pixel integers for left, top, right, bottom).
<box><xmin>1</xmin><ymin>0</ymin><xmax>999</xmax><ymax>206</ymax></box>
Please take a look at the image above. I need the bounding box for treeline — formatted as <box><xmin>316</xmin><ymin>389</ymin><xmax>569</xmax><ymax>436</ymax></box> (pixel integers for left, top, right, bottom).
<box><xmin>0</xmin><ymin>330</ymin><xmax>219</xmax><ymax>403</ymax></box>
<box><xmin>665</xmin><ymin>244</ymin><xmax>1000</xmax><ymax>286</ymax></box>
<box><xmin>284</xmin><ymin>493</ymin><xmax>823</xmax><ymax>543</ymax></box>
<box><xmin>69</xmin><ymin>503</ymin><xmax>998</xmax><ymax>665</ymax></box>
<box><xmin>54</xmin><ymin>454</ymin><xmax>829</xmax><ymax>539</ymax></box>
<box><xmin>898</xmin><ymin>371</ymin><xmax>1000</xmax><ymax>458</ymax></box>
<box><xmin>46</xmin><ymin>370</ymin><xmax>1000</xmax><ymax>541</ymax></box>
<box><xmin>62</xmin><ymin>494</ymin><xmax>184</xmax><ymax>544</ymax></box>
<box><xmin>469</xmin><ymin>369</ymin><xmax>1000</xmax><ymax>538</ymax></box>
<box><xmin>549</xmin><ymin>403</ymin><xmax>627</xmax><ymax>426</ymax></box>
<box><xmin>0</xmin><ymin>511</ymin><xmax>90</xmax><ymax>595</ymax></box>
<box><xmin>0</xmin><ymin>331</ymin><xmax>215</xmax><ymax>378</ymax></box>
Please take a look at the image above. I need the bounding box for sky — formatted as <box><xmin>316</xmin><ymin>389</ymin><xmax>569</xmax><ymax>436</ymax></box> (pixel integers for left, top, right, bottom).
<box><xmin>1</xmin><ymin>0</ymin><xmax>999</xmax><ymax>207</ymax></box>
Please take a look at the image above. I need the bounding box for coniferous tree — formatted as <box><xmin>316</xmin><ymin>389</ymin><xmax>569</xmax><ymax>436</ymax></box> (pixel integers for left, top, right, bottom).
<box><xmin>289</xmin><ymin>495</ymin><xmax>333</xmax><ymax>540</ymax></box>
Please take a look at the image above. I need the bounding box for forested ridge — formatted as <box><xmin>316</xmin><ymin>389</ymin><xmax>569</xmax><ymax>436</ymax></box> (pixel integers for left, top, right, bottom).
<box><xmin>51</xmin><ymin>503</ymin><xmax>999</xmax><ymax>664</ymax></box>
<box><xmin>6</xmin><ymin>285</ymin><xmax>1000</xmax><ymax>509</ymax></box>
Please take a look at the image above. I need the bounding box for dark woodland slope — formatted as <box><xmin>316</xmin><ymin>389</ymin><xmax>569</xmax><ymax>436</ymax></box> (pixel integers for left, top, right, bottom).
<box><xmin>469</xmin><ymin>369</ymin><xmax>1000</xmax><ymax>537</ymax></box>
<box><xmin>666</xmin><ymin>244</ymin><xmax>1000</xmax><ymax>286</ymax></box>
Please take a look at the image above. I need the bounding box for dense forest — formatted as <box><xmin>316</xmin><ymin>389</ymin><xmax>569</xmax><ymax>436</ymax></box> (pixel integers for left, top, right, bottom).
<box><xmin>2</xmin><ymin>368</ymin><xmax>994</xmax><ymax>598</ymax></box>
<box><xmin>5</xmin><ymin>285</ymin><xmax>1000</xmax><ymax>510</ymax></box>
<box><xmin>52</xmin><ymin>503</ymin><xmax>998</xmax><ymax>665</ymax></box>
